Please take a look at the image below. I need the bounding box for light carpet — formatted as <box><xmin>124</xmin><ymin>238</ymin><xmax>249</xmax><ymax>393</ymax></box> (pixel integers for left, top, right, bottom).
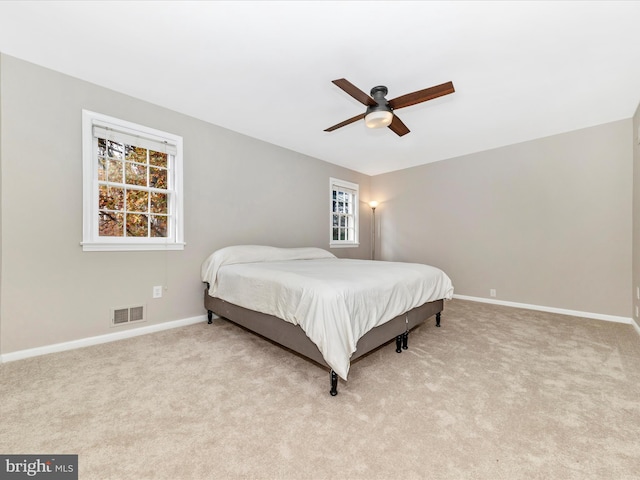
<box><xmin>1</xmin><ymin>299</ymin><xmax>640</xmax><ymax>479</ymax></box>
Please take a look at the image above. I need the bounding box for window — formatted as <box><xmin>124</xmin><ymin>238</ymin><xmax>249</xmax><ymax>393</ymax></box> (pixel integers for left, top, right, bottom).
<box><xmin>82</xmin><ymin>110</ymin><xmax>184</xmax><ymax>251</ymax></box>
<box><xmin>330</xmin><ymin>178</ymin><xmax>359</xmax><ymax>247</ymax></box>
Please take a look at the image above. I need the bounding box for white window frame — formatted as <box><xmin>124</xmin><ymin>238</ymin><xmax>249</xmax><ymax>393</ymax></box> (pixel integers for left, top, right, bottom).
<box><xmin>329</xmin><ymin>177</ymin><xmax>360</xmax><ymax>248</ymax></box>
<box><xmin>81</xmin><ymin>110</ymin><xmax>184</xmax><ymax>251</ymax></box>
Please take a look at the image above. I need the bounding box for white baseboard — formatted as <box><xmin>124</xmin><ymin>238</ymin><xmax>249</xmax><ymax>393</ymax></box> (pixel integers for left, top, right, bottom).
<box><xmin>3</xmin><ymin>299</ymin><xmax>637</xmax><ymax>363</ymax></box>
<box><xmin>453</xmin><ymin>294</ymin><xmax>634</xmax><ymax>325</ymax></box>
<box><xmin>0</xmin><ymin>314</ymin><xmax>208</xmax><ymax>363</ymax></box>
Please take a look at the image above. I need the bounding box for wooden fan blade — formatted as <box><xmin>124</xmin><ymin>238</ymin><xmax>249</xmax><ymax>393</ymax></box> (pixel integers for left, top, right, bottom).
<box><xmin>388</xmin><ymin>81</ymin><xmax>455</xmax><ymax>110</ymax></box>
<box><xmin>388</xmin><ymin>114</ymin><xmax>410</xmax><ymax>137</ymax></box>
<box><xmin>324</xmin><ymin>113</ymin><xmax>366</xmax><ymax>132</ymax></box>
<box><xmin>332</xmin><ymin>79</ymin><xmax>376</xmax><ymax>107</ymax></box>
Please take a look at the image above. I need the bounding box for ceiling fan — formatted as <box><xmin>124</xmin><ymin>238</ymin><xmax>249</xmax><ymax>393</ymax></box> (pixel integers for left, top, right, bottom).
<box><xmin>324</xmin><ymin>78</ymin><xmax>455</xmax><ymax>137</ymax></box>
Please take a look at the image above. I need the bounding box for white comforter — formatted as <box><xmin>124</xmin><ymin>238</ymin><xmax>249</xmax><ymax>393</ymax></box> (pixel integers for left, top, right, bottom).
<box><xmin>201</xmin><ymin>246</ymin><xmax>454</xmax><ymax>380</ymax></box>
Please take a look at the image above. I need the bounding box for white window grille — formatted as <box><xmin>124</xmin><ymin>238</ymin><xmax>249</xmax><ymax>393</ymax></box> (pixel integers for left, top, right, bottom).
<box><xmin>81</xmin><ymin>110</ymin><xmax>184</xmax><ymax>251</ymax></box>
<box><xmin>330</xmin><ymin>178</ymin><xmax>359</xmax><ymax>247</ymax></box>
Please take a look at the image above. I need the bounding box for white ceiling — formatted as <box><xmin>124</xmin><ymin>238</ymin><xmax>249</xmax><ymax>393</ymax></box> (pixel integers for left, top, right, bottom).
<box><xmin>1</xmin><ymin>1</ymin><xmax>639</xmax><ymax>175</ymax></box>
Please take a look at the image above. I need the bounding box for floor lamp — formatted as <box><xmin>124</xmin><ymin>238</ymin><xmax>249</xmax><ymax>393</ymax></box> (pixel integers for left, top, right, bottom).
<box><xmin>369</xmin><ymin>201</ymin><xmax>378</xmax><ymax>260</ymax></box>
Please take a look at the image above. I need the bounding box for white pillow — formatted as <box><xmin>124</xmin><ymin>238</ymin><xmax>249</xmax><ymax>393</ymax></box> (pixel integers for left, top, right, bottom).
<box><xmin>201</xmin><ymin>245</ymin><xmax>335</xmax><ymax>293</ymax></box>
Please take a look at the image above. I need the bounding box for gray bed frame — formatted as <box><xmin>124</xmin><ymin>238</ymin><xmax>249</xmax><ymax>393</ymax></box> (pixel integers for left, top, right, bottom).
<box><xmin>204</xmin><ymin>286</ymin><xmax>443</xmax><ymax>396</ymax></box>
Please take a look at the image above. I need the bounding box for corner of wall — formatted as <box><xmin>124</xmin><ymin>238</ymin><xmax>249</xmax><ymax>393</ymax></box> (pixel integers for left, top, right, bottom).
<box><xmin>633</xmin><ymin>100</ymin><xmax>640</xmax><ymax>329</ymax></box>
<box><xmin>0</xmin><ymin>52</ymin><xmax>4</xmax><ymax>358</ymax></box>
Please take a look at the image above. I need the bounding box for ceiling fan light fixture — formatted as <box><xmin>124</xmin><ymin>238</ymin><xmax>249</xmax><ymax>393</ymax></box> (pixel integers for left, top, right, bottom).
<box><xmin>325</xmin><ymin>78</ymin><xmax>454</xmax><ymax>136</ymax></box>
<box><xmin>364</xmin><ymin>110</ymin><xmax>393</xmax><ymax>129</ymax></box>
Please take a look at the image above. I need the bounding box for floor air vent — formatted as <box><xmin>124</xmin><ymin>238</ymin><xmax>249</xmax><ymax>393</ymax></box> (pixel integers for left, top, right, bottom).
<box><xmin>111</xmin><ymin>305</ymin><xmax>146</xmax><ymax>326</ymax></box>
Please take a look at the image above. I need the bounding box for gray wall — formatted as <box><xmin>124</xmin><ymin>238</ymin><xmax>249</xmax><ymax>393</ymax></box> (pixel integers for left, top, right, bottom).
<box><xmin>0</xmin><ymin>54</ymin><xmax>371</xmax><ymax>354</ymax></box>
<box><xmin>1</xmin><ymin>52</ymin><xmax>636</xmax><ymax>357</ymax></box>
<box><xmin>372</xmin><ymin>120</ymin><xmax>633</xmax><ymax>318</ymax></box>
<box><xmin>633</xmin><ymin>103</ymin><xmax>640</xmax><ymax>328</ymax></box>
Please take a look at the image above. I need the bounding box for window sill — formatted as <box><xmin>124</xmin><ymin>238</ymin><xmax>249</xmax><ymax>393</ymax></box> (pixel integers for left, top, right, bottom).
<box><xmin>329</xmin><ymin>243</ymin><xmax>360</xmax><ymax>249</ymax></box>
<box><xmin>81</xmin><ymin>242</ymin><xmax>185</xmax><ymax>252</ymax></box>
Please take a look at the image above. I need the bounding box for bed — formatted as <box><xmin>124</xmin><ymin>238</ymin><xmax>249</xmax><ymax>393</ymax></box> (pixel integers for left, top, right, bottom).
<box><xmin>201</xmin><ymin>245</ymin><xmax>454</xmax><ymax>395</ymax></box>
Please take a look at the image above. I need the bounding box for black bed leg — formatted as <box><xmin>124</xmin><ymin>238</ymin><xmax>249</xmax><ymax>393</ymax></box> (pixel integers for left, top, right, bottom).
<box><xmin>396</xmin><ymin>335</ymin><xmax>402</xmax><ymax>353</ymax></box>
<box><xmin>207</xmin><ymin>310</ymin><xmax>213</xmax><ymax>324</ymax></box>
<box><xmin>436</xmin><ymin>312</ymin><xmax>441</xmax><ymax>327</ymax></box>
<box><xmin>402</xmin><ymin>331</ymin><xmax>409</xmax><ymax>350</ymax></box>
<box><xmin>330</xmin><ymin>370</ymin><xmax>338</xmax><ymax>396</ymax></box>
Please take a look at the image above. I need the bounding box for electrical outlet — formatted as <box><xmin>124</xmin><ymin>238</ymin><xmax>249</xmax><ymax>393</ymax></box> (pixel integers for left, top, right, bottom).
<box><xmin>490</xmin><ymin>289</ymin><xmax>497</xmax><ymax>298</ymax></box>
<box><xmin>153</xmin><ymin>286</ymin><xmax>163</xmax><ymax>298</ymax></box>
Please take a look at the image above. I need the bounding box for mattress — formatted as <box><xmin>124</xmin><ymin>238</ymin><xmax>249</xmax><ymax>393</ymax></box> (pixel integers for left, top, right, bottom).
<box><xmin>201</xmin><ymin>246</ymin><xmax>454</xmax><ymax>379</ymax></box>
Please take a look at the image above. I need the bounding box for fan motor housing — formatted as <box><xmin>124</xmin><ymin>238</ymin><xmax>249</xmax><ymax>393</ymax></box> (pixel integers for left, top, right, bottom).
<box><xmin>367</xmin><ymin>86</ymin><xmax>392</xmax><ymax>115</ymax></box>
<box><xmin>370</xmin><ymin>85</ymin><xmax>388</xmax><ymax>97</ymax></box>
